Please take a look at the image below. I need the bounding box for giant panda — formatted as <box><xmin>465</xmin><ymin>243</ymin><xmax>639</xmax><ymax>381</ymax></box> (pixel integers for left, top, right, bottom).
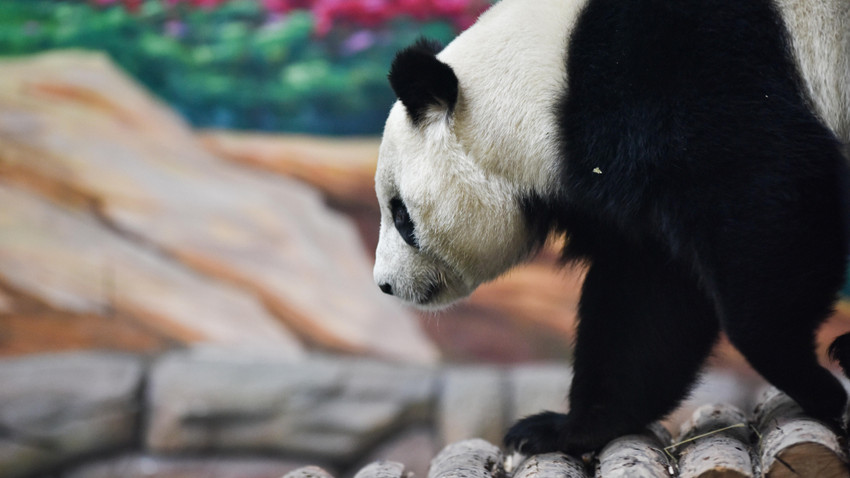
<box><xmin>373</xmin><ymin>0</ymin><xmax>850</xmax><ymax>456</ymax></box>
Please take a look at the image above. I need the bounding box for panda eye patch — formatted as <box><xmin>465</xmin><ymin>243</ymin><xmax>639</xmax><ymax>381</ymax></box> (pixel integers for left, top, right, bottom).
<box><xmin>390</xmin><ymin>197</ymin><xmax>418</xmax><ymax>248</ymax></box>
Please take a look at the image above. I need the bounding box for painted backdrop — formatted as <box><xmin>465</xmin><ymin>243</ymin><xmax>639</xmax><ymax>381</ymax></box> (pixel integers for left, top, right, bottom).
<box><xmin>0</xmin><ymin>0</ymin><xmax>490</xmax><ymax>134</ymax></box>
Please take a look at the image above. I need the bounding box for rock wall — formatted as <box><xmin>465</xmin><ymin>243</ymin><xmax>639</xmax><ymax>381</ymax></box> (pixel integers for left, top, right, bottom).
<box><xmin>0</xmin><ymin>51</ymin><xmax>436</xmax><ymax>363</ymax></box>
<box><xmin>0</xmin><ymin>350</ymin><xmax>768</xmax><ymax>478</ymax></box>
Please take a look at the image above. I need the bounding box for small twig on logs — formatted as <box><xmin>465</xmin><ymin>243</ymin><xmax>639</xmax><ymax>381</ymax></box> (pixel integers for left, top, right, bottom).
<box><xmin>669</xmin><ymin>403</ymin><xmax>755</xmax><ymax>478</ymax></box>
<box><xmin>663</xmin><ymin>422</ymin><xmax>748</xmax><ymax>460</ymax></box>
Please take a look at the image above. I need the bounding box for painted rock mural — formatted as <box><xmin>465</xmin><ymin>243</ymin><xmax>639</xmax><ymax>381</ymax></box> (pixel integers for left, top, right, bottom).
<box><xmin>0</xmin><ymin>50</ymin><xmax>586</xmax><ymax>363</ymax></box>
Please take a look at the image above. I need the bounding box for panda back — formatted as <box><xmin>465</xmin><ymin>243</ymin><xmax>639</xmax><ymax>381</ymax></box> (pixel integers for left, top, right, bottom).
<box><xmin>553</xmin><ymin>0</ymin><xmax>849</xmax><ymax>246</ymax></box>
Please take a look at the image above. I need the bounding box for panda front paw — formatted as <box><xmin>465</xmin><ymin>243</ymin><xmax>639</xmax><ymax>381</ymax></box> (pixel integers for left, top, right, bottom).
<box><xmin>503</xmin><ymin>411</ymin><xmax>571</xmax><ymax>455</ymax></box>
<box><xmin>504</xmin><ymin>411</ymin><xmax>611</xmax><ymax>457</ymax></box>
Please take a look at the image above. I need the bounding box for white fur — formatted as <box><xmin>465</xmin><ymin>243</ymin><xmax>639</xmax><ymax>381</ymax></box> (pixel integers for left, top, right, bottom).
<box><xmin>373</xmin><ymin>0</ymin><xmax>587</xmax><ymax>308</ymax></box>
<box><xmin>774</xmin><ymin>0</ymin><xmax>850</xmax><ymax>143</ymax></box>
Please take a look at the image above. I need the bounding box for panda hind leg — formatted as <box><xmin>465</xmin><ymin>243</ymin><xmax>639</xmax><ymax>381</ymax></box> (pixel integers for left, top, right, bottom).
<box><xmin>715</xmin><ymin>272</ymin><xmax>848</xmax><ymax>428</ymax></box>
<box><xmin>706</xmin><ymin>194</ymin><xmax>849</xmax><ymax>429</ymax></box>
<box><xmin>504</xmin><ymin>238</ymin><xmax>719</xmax><ymax>456</ymax></box>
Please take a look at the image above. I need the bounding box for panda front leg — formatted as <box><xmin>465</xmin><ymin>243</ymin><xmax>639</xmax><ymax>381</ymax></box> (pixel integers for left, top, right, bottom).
<box><xmin>504</xmin><ymin>238</ymin><xmax>719</xmax><ymax>456</ymax></box>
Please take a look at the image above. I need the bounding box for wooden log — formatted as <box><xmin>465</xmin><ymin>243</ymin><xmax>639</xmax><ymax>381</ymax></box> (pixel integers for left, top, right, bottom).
<box><xmin>753</xmin><ymin>387</ymin><xmax>849</xmax><ymax>478</ymax></box>
<box><xmin>594</xmin><ymin>423</ymin><xmax>673</xmax><ymax>478</ymax></box>
<box><xmin>672</xmin><ymin>403</ymin><xmax>755</xmax><ymax>478</ymax></box>
<box><xmin>428</xmin><ymin>439</ymin><xmax>504</xmax><ymax>478</ymax></box>
<box><xmin>282</xmin><ymin>465</ymin><xmax>336</xmax><ymax>478</ymax></box>
<box><xmin>512</xmin><ymin>453</ymin><xmax>589</xmax><ymax>478</ymax></box>
<box><xmin>354</xmin><ymin>461</ymin><xmax>412</xmax><ymax>478</ymax></box>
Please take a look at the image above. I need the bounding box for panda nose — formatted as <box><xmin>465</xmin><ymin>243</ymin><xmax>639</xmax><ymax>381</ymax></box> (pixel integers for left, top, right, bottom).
<box><xmin>379</xmin><ymin>283</ymin><xmax>393</xmax><ymax>295</ymax></box>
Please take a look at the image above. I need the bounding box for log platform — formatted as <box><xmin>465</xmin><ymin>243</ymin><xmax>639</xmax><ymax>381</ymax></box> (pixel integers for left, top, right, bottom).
<box><xmin>286</xmin><ymin>388</ymin><xmax>849</xmax><ymax>478</ymax></box>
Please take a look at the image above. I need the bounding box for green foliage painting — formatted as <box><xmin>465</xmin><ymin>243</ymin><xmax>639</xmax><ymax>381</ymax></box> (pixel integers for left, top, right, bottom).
<box><xmin>0</xmin><ymin>0</ymin><xmax>491</xmax><ymax>135</ymax></box>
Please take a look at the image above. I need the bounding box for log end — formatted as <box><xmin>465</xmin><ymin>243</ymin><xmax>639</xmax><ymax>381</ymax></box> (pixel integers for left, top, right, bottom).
<box><xmin>766</xmin><ymin>443</ymin><xmax>850</xmax><ymax>478</ymax></box>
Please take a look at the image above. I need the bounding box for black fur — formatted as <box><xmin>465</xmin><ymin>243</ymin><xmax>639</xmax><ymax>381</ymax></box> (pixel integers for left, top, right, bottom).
<box><xmin>508</xmin><ymin>0</ymin><xmax>850</xmax><ymax>456</ymax></box>
<box><xmin>388</xmin><ymin>38</ymin><xmax>458</xmax><ymax>125</ymax></box>
<box><xmin>829</xmin><ymin>333</ymin><xmax>850</xmax><ymax>375</ymax></box>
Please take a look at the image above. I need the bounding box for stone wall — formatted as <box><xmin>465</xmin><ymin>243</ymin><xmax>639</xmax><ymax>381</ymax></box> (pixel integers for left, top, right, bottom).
<box><xmin>0</xmin><ymin>349</ymin><xmax>558</xmax><ymax>478</ymax></box>
<box><xmin>0</xmin><ymin>350</ymin><xmax>767</xmax><ymax>478</ymax></box>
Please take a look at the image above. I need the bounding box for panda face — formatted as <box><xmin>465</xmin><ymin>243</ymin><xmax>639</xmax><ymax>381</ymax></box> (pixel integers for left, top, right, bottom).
<box><xmin>373</xmin><ymin>103</ymin><xmax>534</xmax><ymax>309</ymax></box>
<box><xmin>373</xmin><ymin>0</ymin><xmax>580</xmax><ymax>309</ymax></box>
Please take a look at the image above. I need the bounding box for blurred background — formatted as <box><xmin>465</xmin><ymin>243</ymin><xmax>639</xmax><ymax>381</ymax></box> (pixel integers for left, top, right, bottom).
<box><xmin>0</xmin><ymin>1</ymin><xmax>848</xmax><ymax>477</ymax></box>
<box><xmin>0</xmin><ymin>0</ymin><xmax>486</xmax><ymax>134</ymax></box>
<box><xmin>2</xmin><ymin>0</ymin><xmax>581</xmax><ymax>364</ymax></box>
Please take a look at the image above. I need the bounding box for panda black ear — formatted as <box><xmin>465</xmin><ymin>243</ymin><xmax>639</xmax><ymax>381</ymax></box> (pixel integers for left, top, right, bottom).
<box><xmin>388</xmin><ymin>38</ymin><xmax>459</xmax><ymax>126</ymax></box>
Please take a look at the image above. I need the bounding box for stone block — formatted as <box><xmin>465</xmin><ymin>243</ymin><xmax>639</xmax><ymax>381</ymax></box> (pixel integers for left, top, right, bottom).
<box><xmin>146</xmin><ymin>352</ymin><xmax>437</xmax><ymax>464</ymax></box>
<box><xmin>0</xmin><ymin>352</ymin><xmax>144</xmax><ymax>478</ymax></box>
<box><xmin>438</xmin><ymin>367</ymin><xmax>505</xmax><ymax>446</ymax></box>
<box><xmin>64</xmin><ymin>454</ymin><xmax>321</xmax><ymax>478</ymax></box>
<box><xmin>507</xmin><ymin>364</ymin><xmax>572</xmax><ymax>422</ymax></box>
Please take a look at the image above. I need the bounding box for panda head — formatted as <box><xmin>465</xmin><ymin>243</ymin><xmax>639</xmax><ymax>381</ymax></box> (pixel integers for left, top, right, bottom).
<box><xmin>372</xmin><ymin>38</ymin><xmax>556</xmax><ymax>309</ymax></box>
